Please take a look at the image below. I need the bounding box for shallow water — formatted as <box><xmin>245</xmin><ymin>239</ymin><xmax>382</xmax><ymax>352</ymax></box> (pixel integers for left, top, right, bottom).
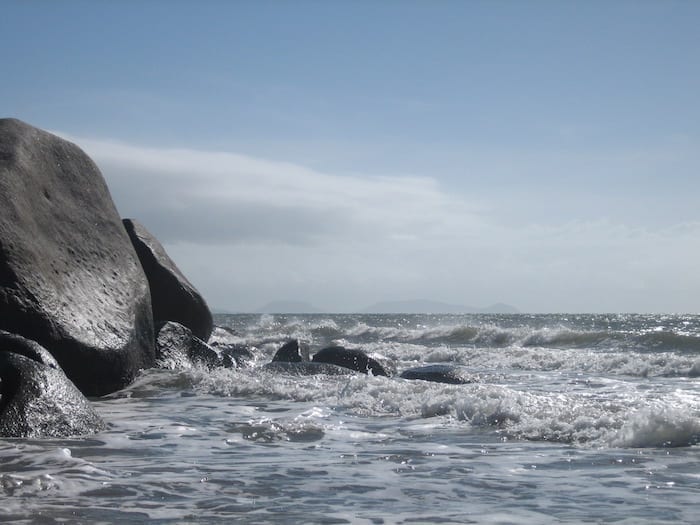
<box><xmin>2</xmin><ymin>314</ymin><xmax>699</xmax><ymax>523</ymax></box>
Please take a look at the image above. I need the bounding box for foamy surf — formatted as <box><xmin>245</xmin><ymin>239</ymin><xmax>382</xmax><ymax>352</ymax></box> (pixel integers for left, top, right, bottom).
<box><xmin>2</xmin><ymin>313</ymin><xmax>699</xmax><ymax>523</ymax></box>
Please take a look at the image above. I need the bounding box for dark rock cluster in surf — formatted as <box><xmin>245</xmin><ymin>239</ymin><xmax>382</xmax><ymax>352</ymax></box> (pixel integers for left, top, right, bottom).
<box><xmin>0</xmin><ymin>118</ymin><xmax>479</xmax><ymax>439</ymax></box>
<box><xmin>264</xmin><ymin>340</ymin><xmax>354</xmax><ymax>376</ymax></box>
<box><xmin>266</xmin><ymin>338</ymin><xmax>474</xmax><ymax>384</ymax></box>
<box><xmin>156</xmin><ymin>320</ymin><xmax>251</xmax><ymax>370</ymax></box>
<box><xmin>0</xmin><ymin>119</ymin><xmax>214</xmax><ymax>437</ymax></box>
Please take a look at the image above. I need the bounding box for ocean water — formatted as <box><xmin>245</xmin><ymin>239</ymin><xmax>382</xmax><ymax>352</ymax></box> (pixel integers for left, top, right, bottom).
<box><xmin>1</xmin><ymin>313</ymin><xmax>699</xmax><ymax>524</ymax></box>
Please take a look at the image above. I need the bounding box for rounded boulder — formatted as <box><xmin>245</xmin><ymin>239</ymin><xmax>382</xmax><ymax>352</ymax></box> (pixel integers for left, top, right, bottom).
<box><xmin>0</xmin><ymin>119</ymin><xmax>155</xmax><ymax>396</ymax></box>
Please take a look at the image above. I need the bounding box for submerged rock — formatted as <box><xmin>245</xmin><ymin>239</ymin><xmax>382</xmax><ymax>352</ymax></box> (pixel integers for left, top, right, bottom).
<box><xmin>263</xmin><ymin>361</ymin><xmax>357</xmax><ymax>376</ymax></box>
<box><xmin>0</xmin><ymin>118</ymin><xmax>154</xmax><ymax>396</ymax></box>
<box><xmin>123</xmin><ymin>219</ymin><xmax>213</xmax><ymax>341</ymax></box>
<box><xmin>0</xmin><ymin>331</ymin><xmax>105</xmax><ymax>438</ymax></box>
<box><xmin>399</xmin><ymin>364</ymin><xmax>477</xmax><ymax>384</ymax></box>
<box><xmin>312</xmin><ymin>346</ymin><xmax>390</xmax><ymax>376</ymax></box>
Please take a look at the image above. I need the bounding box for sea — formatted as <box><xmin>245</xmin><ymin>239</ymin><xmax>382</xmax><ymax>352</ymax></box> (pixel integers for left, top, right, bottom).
<box><xmin>1</xmin><ymin>313</ymin><xmax>699</xmax><ymax>524</ymax></box>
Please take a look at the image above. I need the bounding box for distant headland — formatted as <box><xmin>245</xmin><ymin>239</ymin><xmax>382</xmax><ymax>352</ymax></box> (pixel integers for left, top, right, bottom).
<box><xmin>245</xmin><ymin>300</ymin><xmax>520</xmax><ymax>314</ymax></box>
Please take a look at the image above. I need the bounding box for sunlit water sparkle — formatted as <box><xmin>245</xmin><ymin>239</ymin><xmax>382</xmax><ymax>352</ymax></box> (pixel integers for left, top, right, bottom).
<box><xmin>1</xmin><ymin>314</ymin><xmax>699</xmax><ymax>523</ymax></box>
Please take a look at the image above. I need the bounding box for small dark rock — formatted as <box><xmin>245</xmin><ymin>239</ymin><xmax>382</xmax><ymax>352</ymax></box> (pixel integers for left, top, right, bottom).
<box><xmin>399</xmin><ymin>364</ymin><xmax>477</xmax><ymax>384</ymax></box>
<box><xmin>312</xmin><ymin>346</ymin><xmax>389</xmax><ymax>376</ymax></box>
<box><xmin>156</xmin><ymin>321</ymin><xmax>221</xmax><ymax>370</ymax></box>
<box><xmin>272</xmin><ymin>339</ymin><xmax>310</xmax><ymax>363</ymax></box>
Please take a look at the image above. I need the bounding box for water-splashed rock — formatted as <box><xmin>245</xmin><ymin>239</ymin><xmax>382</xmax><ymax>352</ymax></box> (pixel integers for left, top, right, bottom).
<box><xmin>399</xmin><ymin>364</ymin><xmax>477</xmax><ymax>384</ymax></box>
<box><xmin>271</xmin><ymin>339</ymin><xmax>310</xmax><ymax>363</ymax></box>
<box><xmin>156</xmin><ymin>321</ymin><xmax>231</xmax><ymax>369</ymax></box>
<box><xmin>0</xmin><ymin>331</ymin><xmax>104</xmax><ymax>438</ymax></box>
<box><xmin>312</xmin><ymin>346</ymin><xmax>390</xmax><ymax>376</ymax></box>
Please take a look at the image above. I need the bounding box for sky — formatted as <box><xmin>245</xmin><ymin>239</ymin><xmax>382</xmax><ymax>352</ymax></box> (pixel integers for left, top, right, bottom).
<box><xmin>2</xmin><ymin>0</ymin><xmax>699</xmax><ymax>313</ymax></box>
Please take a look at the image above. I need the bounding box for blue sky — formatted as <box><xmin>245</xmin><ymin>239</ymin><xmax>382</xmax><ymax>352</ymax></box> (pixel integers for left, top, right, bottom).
<box><xmin>2</xmin><ymin>1</ymin><xmax>699</xmax><ymax>312</ymax></box>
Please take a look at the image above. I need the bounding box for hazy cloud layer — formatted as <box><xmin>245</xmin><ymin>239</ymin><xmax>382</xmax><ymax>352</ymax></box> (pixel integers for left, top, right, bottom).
<box><xmin>71</xmin><ymin>136</ymin><xmax>478</xmax><ymax>246</ymax></box>
<box><xmin>62</xmin><ymin>134</ymin><xmax>700</xmax><ymax>313</ymax></box>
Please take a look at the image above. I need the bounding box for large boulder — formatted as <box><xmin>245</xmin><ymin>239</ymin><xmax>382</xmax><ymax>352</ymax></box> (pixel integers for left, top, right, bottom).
<box><xmin>123</xmin><ymin>219</ymin><xmax>213</xmax><ymax>341</ymax></box>
<box><xmin>0</xmin><ymin>118</ymin><xmax>155</xmax><ymax>396</ymax></box>
<box><xmin>0</xmin><ymin>331</ymin><xmax>105</xmax><ymax>438</ymax></box>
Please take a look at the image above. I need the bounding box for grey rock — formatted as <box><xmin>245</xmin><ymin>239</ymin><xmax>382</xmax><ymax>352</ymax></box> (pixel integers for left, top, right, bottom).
<box><xmin>0</xmin><ymin>118</ymin><xmax>154</xmax><ymax>396</ymax></box>
<box><xmin>156</xmin><ymin>321</ymin><xmax>223</xmax><ymax>370</ymax></box>
<box><xmin>399</xmin><ymin>364</ymin><xmax>477</xmax><ymax>384</ymax></box>
<box><xmin>271</xmin><ymin>339</ymin><xmax>310</xmax><ymax>363</ymax></box>
<box><xmin>0</xmin><ymin>331</ymin><xmax>105</xmax><ymax>438</ymax></box>
<box><xmin>312</xmin><ymin>346</ymin><xmax>389</xmax><ymax>376</ymax></box>
<box><xmin>124</xmin><ymin>219</ymin><xmax>213</xmax><ymax>341</ymax></box>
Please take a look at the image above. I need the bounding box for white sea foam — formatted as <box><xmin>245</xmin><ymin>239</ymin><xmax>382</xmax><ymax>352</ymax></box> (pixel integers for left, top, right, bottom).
<box><xmin>5</xmin><ymin>313</ymin><xmax>699</xmax><ymax>524</ymax></box>
<box><xmin>611</xmin><ymin>405</ymin><xmax>700</xmax><ymax>448</ymax></box>
<box><xmin>154</xmin><ymin>359</ymin><xmax>697</xmax><ymax>449</ymax></box>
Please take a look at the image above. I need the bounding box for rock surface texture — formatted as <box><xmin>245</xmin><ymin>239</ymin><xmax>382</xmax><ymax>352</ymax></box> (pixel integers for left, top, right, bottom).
<box><xmin>123</xmin><ymin>219</ymin><xmax>213</xmax><ymax>341</ymax></box>
<box><xmin>0</xmin><ymin>118</ymin><xmax>155</xmax><ymax>396</ymax></box>
<box><xmin>0</xmin><ymin>331</ymin><xmax>105</xmax><ymax>437</ymax></box>
<box><xmin>156</xmin><ymin>321</ymin><xmax>229</xmax><ymax>370</ymax></box>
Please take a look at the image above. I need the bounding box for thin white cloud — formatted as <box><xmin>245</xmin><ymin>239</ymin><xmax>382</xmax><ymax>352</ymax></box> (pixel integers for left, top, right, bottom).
<box><xmin>55</xmin><ymin>133</ymin><xmax>700</xmax><ymax>313</ymax></box>
<box><xmin>62</xmin><ymin>134</ymin><xmax>481</xmax><ymax>247</ymax></box>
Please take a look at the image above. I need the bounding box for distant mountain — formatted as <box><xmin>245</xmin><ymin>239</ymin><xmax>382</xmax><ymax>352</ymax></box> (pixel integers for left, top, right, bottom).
<box><xmin>478</xmin><ymin>302</ymin><xmax>520</xmax><ymax>314</ymax></box>
<box><xmin>361</xmin><ymin>299</ymin><xmax>519</xmax><ymax>314</ymax></box>
<box><xmin>210</xmin><ymin>307</ymin><xmax>242</xmax><ymax>314</ymax></box>
<box><xmin>255</xmin><ymin>300</ymin><xmax>323</xmax><ymax>314</ymax></box>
